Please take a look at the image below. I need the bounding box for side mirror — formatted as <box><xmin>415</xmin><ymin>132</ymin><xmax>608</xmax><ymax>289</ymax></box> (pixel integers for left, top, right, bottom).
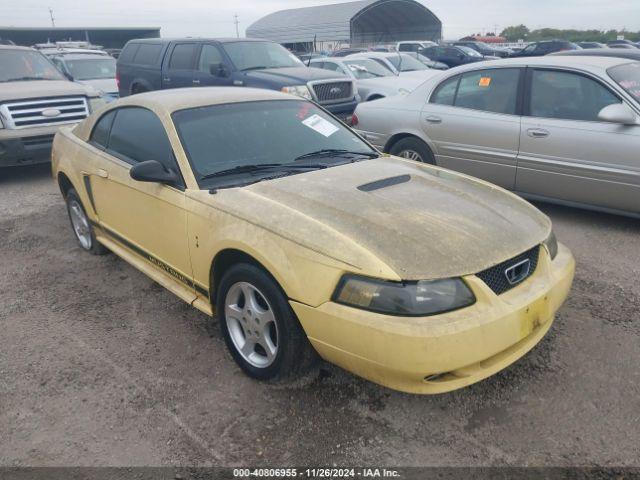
<box><xmin>598</xmin><ymin>103</ymin><xmax>638</xmax><ymax>125</ymax></box>
<box><xmin>209</xmin><ymin>63</ymin><xmax>230</xmax><ymax>78</ymax></box>
<box><xmin>130</xmin><ymin>160</ymin><xmax>180</xmax><ymax>185</ymax></box>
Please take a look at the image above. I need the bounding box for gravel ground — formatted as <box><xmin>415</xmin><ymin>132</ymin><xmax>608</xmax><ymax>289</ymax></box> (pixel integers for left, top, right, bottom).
<box><xmin>1</xmin><ymin>164</ymin><xmax>639</xmax><ymax>467</ymax></box>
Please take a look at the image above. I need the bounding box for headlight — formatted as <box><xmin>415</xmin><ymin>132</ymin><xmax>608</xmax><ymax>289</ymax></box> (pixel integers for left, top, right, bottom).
<box><xmin>281</xmin><ymin>85</ymin><xmax>312</xmax><ymax>100</ymax></box>
<box><xmin>333</xmin><ymin>275</ymin><xmax>476</xmax><ymax>317</ymax></box>
<box><xmin>88</xmin><ymin>97</ymin><xmax>108</xmax><ymax>113</ymax></box>
<box><xmin>543</xmin><ymin>230</ymin><xmax>559</xmax><ymax>260</ymax></box>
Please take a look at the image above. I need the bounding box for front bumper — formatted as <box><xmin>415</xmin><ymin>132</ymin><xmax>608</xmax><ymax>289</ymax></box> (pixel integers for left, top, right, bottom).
<box><xmin>0</xmin><ymin>125</ymin><xmax>64</xmax><ymax>167</ymax></box>
<box><xmin>291</xmin><ymin>243</ymin><xmax>575</xmax><ymax>394</ymax></box>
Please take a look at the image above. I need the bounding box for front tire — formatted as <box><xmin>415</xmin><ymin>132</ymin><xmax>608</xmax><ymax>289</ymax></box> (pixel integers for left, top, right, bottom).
<box><xmin>65</xmin><ymin>188</ymin><xmax>108</xmax><ymax>255</ymax></box>
<box><xmin>217</xmin><ymin>263</ymin><xmax>315</xmax><ymax>381</ymax></box>
<box><xmin>389</xmin><ymin>137</ymin><xmax>436</xmax><ymax>165</ymax></box>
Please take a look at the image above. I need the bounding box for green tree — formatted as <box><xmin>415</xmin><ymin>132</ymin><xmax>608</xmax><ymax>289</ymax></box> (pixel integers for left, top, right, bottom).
<box><xmin>500</xmin><ymin>25</ymin><xmax>530</xmax><ymax>42</ymax></box>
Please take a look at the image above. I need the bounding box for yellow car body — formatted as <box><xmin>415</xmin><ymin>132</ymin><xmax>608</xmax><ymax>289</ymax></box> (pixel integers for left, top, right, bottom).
<box><xmin>52</xmin><ymin>87</ymin><xmax>575</xmax><ymax>394</ymax></box>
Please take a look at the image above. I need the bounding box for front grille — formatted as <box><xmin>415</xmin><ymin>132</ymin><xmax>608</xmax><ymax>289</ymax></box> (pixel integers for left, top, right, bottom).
<box><xmin>22</xmin><ymin>134</ymin><xmax>55</xmax><ymax>149</ymax></box>
<box><xmin>476</xmin><ymin>246</ymin><xmax>540</xmax><ymax>295</ymax></box>
<box><xmin>311</xmin><ymin>81</ymin><xmax>353</xmax><ymax>104</ymax></box>
<box><xmin>0</xmin><ymin>97</ymin><xmax>89</xmax><ymax>129</ymax></box>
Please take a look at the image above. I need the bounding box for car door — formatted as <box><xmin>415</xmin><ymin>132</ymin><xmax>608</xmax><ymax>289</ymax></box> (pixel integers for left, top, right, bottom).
<box><xmin>516</xmin><ymin>68</ymin><xmax>640</xmax><ymax>214</ymax></box>
<box><xmin>162</xmin><ymin>42</ymin><xmax>198</xmax><ymax>89</ymax></box>
<box><xmin>421</xmin><ymin>67</ymin><xmax>524</xmax><ymax>189</ymax></box>
<box><xmin>192</xmin><ymin>43</ymin><xmax>235</xmax><ymax>87</ymax></box>
<box><xmin>87</xmin><ymin>107</ymin><xmax>195</xmax><ymax>289</ymax></box>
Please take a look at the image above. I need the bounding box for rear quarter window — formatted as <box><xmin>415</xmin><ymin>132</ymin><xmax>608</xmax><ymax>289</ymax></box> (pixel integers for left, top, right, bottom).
<box><xmin>132</xmin><ymin>44</ymin><xmax>163</xmax><ymax>66</ymax></box>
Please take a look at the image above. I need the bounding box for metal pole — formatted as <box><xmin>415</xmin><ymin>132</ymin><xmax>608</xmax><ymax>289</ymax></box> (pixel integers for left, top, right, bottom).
<box><xmin>234</xmin><ymin>14</ymin><xmax>240</xmax><ymax>38</ymax></box>
<box><xmin>49</xmin><ymin>7</ymin><xmax>56</xmax><ymax>28</ymax></box>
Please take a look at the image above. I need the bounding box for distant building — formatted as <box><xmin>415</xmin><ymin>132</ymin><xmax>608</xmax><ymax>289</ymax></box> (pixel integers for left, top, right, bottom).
<box><xmin>0</xmin><ymin>27</ymin><xmax>160</xmax><ymax>49</ymax></box>
<box><xmin>247</xmin><ymin>0</ymin><xmax>442</xmax><ymax>52</ymax></box>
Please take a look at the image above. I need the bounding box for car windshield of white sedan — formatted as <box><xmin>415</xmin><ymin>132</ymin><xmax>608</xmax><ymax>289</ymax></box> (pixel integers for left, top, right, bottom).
<box><xmin>344</xmin><ymin>59</ymin><xmax>394</xmax><ymax>79</ymax></box>
<box><xmin>63</xmin><ymin>57</ymin><xmax>116</xmax><ymax>80</ymax></box>
<box><xmin>457</xmin><ymin>46</ymin><xmax>483</xmax><ymax>57</ymax></box>
<box><xmin>173</xmin><ymin>100</ymin><xmax>377</xmax><ymax>187</ymax></box>
<box><xmin>222</xmin><ymin>41</ymin><xmax>304</xmax><ymax>71</ymax></box>
<box><xmin>387</xmin><ymin>54</ymin><xmax>428</xmax><ymax>72</ymax></box>
<box><xmin>0</xmin><ymin>50</ymin><xmax>65</xmax><ymax>82</ymax></box>
<box><xmin>608</xmin><ymin>62</ymin><xmax>640</xmax><ymax>102</ymax></box>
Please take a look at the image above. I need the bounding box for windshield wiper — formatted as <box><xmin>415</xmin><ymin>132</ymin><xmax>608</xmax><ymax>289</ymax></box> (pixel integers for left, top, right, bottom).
<box><xmin>241</xmin><ymin>66</ymin><xmax>269</xmax><ymax>72</ymax></box>
<box><xmin>201</xmin><ymin>163</ymin><xmax>330</xmax><ymax>181</ymax></box>
<box><xmin>294</xmin><ymin>149</ymin><xmax>379</xmax><ymax>162</ymax></box>
<box><xmin>1</xmin><ymin>76</ymin><xmax>51</xmax><ymax>82</ymax></box>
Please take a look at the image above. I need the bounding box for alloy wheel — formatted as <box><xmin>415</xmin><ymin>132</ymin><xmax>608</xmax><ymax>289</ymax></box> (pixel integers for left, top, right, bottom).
<box><xmin>399</xmin><ymin>149</ymin><xmax>424</xmax><ymax>162</ymax></box>
<box><xmin>68</xmin><ymin>199</ymin><xmax>92</xmax><ymax>250</ymax></box>
<box><xmin>224</xmin><ymin>282</ymin><xmax>279</xmax><ymax>368</ymax></box>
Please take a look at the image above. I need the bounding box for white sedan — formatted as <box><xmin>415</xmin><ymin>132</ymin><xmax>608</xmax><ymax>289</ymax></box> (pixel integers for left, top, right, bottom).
<box><xmin>346</xmin><ymin>52</ymin><xmax>447</xmax><ymax>79</ymax></box>
<box><xmin>309</xmin><ymin>57</ymin><xmax>435</xmax><ymax>102</ymax></box>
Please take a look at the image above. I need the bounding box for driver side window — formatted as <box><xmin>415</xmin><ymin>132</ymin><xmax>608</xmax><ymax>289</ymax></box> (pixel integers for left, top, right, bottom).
<box><xmin>198</xmin><ymin>44</ymin><xmax>224</xmax><ymax>73</ymax></box>
<box><xmin>106</xmin><ymin>108</ymin><xmax>178</xmax><ymax>174</ymax></box>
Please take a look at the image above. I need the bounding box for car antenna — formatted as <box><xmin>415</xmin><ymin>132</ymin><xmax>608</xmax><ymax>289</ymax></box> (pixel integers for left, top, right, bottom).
<box><xmin>307</xmin><ymin>34</ymin><xmax>317</xmax><ymax>67</ymax></box>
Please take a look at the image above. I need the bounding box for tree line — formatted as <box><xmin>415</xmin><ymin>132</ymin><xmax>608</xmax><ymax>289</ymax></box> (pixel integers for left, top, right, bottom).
<box><xmin>500</xmin><ymin>25</ymin><xmax>640</xmax><ymax>43</ymax></box>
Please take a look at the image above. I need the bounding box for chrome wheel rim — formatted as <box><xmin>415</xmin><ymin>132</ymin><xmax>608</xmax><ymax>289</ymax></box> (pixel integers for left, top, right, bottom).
<box><xmin>399</xmin><ymin>149</ymin><xmax>423</xmax><ymax>162</ymax></box>
<box><xmin>225</xmin><ymin>282</ymin><xmax>279</xmax><ymax>368</ymax></box>
<box><xmin>68</xmin><ymin>199</ymin><xmax>92</xmax><ymax>250</ymax></box>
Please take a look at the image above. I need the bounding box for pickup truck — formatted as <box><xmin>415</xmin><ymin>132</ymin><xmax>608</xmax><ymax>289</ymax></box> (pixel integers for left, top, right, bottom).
<box><xmin>117</xmin><ymin>38</ymin><xmax>359</xmax><ymax>119</ymax></box>
<box><xmin>0</xmin><ymin>45</ymin><xmax>104</xmax><ymax>167</ymax></box>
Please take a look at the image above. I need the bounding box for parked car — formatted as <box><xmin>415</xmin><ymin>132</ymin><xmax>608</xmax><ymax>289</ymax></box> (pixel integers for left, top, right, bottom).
<box><xmin>419</xmin><ymin>45</ymin><xmax>497</xmax><ymax>68</ymax></box>
<box><xmin>396</xmin><ymin>40</ymin><xmax>437</xmax><ymax>53</ymax></box>
<box><xmin>454</xmin><ymin>41</ymin><xmax>511</xmax><ymax>58</ymax></box>
<box><xmin>509</xmin><ymin>40</ymin><xmax>581</xmax><ymax>57</ymax></box>
<box><xmin>352</xmin><ymin>56</ymin><xmax>640</xmax><ymax>218</ymax></box>
<box><xmin>0</xmin><ymin>45</ymin><xmax>104</xmax><ymax>168</ymax></box>
<box><xmin>296</xmin><ymin>52</ymin><xmax>325</xmax><ymax>64</ymax></box>
<box><xmin>402</xmin><ymin>52</ymin><xmax>449</xmax><ymax>70</ymax></box>
<box><xmin>346</xmin><ymin>52</ymin><xmax>443</xmax><ymax>80</ymax></box>
<box><xmin>52</xmin><ymin>87</ymin><xmax>574</xmax><ymax>394</ymax></box>
<box><xmin>609</xmin><ymin>44</ymin><xmax>638</xmax><ymax>50</ymax></box>
<box><xmin>330</xmin><ymin>48</ymin><xmax>367</xmax><ymax>57</ymax></box>
<box><xmin>551</xmin><ymin>48</ymin><xmax>640</xmax><ymax>62</ymax></box>
<box><xmin>117</xmin><ymin>38</ymin><xmax>358</xmax><ymax>119</ymax></box>
<box><xmin>43</xmin><ymin>48</ymin><xmax>118</xmax><ymax>101</ymax></box>
<box><xmin>607</xmin><ymin>40</ymin><xmax>638</xmax><ymax>48</ymax></box>
<box><xmin>310</xmin><ymin>57</ymin><xmax>433</xmax><ymax>101</ymax></box>
<box><xmin>577</xmin><ymin>42</ymin><xmax>607</xmax><ymax>49</ymax></box>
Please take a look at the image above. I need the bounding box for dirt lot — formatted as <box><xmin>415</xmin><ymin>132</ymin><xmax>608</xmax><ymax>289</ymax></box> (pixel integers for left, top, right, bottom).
<box><xmin>1</xmin><ymin>164</ymin><xmax>639</xmax><ymax>467</ymax></box>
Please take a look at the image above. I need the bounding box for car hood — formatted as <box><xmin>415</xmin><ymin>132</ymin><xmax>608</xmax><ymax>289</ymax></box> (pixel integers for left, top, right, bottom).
<box><xmin>359</xmin><ymin>75</ymin><xmax>428</xmax><ymax>92</ymax></box>
<box><xmin>0</xmin><ymin>80</ymin><xmax>96</xmax><ymax>102</ymax></box>
<box><xmin>399</xmin><ymin>70</ymin><xmax>442</xmax><ymax>80</ymax></box>
<box><xmin>76</xmin><ymin>78</ymin><xmax>118</xmax><ymax>95</ymax></box>
<box><xmin>244</xmin><ymin>67</ymin><xmax>348</xmax><ymax>85</ymax></box>
<box><xmin>202</xmin><ymin>157</ymin><xmax>551</xmax><ymax>280</ymax></box>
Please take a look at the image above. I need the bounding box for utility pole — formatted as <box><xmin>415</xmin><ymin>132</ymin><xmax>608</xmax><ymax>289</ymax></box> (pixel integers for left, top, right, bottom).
<box><xmin>49</xmin><ymin>7</ymin><xmax>56</xmax><ymax>28</ymax></box>
<box><xmin>234</xmin><ymin>14</ymin><xmax>240</xmax><ymax>38</ymax></box>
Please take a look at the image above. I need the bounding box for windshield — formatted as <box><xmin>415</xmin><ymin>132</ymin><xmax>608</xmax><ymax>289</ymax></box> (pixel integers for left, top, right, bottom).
<box><xmin>62</xmin><ymin>57</ymin><xmax>116</xmax><ymax>80</ymax></box>
<box><xmin>457</xmin><ymin>46</ymin><xmax>483</xmax><ymax>57</ymax></box>
<box><xmin>173</xmin><ymin>100</ymin><xmax>377</xmax><ymax>187</ymax></box>
<box><xmin>222</xmin><ymin>41</ymin><xmax>304</xmax><ymax>71</ymax></box>
<box><xmin>387</xmin><ymin>54</ymin><xmax>428</xmax><ymax>72</ymax></box>
<box><xmin>608</xmin><ymin>62</ymin><xmax>640</xmax><ymax>103</ymax></box>
<box><xmin>0</xmin><ymin>49</ymin><xmax>64</xmax><ymax>82</ymax></box>
<box><xmin>344</xmin><ymin>59</ymin><xmax>394</xmax><ymax>79</ymax></box>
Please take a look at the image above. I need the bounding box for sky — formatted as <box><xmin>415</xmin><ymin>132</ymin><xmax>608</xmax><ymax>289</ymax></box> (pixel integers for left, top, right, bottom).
<box><xmin>1</xmin><ymin>0</ymin><xmax>639</xmax><ymax>40</ymax></box>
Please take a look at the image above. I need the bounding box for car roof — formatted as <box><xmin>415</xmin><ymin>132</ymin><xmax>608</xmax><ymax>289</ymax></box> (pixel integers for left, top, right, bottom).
<box><xmin>42</xmin><ymin>48</ymin><xmax>109</xmax><ymax>56</ymax></box>
<box><xmin>126</xmin><ymin>37</ymin><xmax>270</xmax><ymax>45</ymax></box>
<box><xmin>550</xmin><ymin>48</ymin><xmax>640</xmax><ymax>60</ymax></box>
<box><xmin>444</xmin><ymin>55</ymin><xmax>636</xmax><ymax>74</ymax></box>
<box><xmin>0</xmin><ymin>44</ymin><xmax>35</xmax><ymax>51</ymax></box>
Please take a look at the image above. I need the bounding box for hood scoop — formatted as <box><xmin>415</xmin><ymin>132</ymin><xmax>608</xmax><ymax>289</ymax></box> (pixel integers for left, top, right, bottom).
<box><xmin>358</xmin><ymin>175</ymin><xmax>411</xmax><ymax>192</ymax></box>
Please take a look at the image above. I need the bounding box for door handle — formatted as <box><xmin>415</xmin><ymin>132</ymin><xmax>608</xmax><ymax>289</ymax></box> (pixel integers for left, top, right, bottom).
<box><xmin>425</xmin><ymin>116</ymin><xmax>442</xmax><ymax>124</ymax></box>
<box><xmin>96</xmin><ymin>169</ymin><xmax>109</xmax><ymax>179</ymax></box>
<box><xmin>163</xmin><ymin>77</ymin><xmax>171</xmax><ymax>82</ymax></box>
<box><xmin>527</xmin><ymin>128</ymin><xmax>550</xmax><ymax>138</ymax></box>
<box><xmin>192</xmin><ymin>79</ymin><xmax>201</xmax><ymax>85</ymax></box>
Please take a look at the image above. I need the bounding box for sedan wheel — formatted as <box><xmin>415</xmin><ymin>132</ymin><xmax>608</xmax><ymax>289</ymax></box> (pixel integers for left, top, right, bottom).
<box><xmin>225</xmin><ymin>282</ymin><xmax>279</xmax><ymax>368</ymax></box>
<box><xmin>65</xmin><ymin>188</ymin><xmax>108</xmax><ymax>255</ymax></box>
<box><xmin>399</xmin><ymin>149</ymin><xmax>424</xmax><ymax>162</ymax></box>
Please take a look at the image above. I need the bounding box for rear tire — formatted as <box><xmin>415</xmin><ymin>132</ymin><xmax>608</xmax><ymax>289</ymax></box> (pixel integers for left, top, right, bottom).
<box><xmin>65</xmin><ymin>189</ymin><xmax>108</xmax><ymax>255</ymax></box>
<box><xmin>389</xmin><ymin>137</ymin><xmax>436</xmax><ymax>165</ymax></box>
<box><xmin>217</xmin><ymin>263</ymin><xmax>317</xmax><ymax>381</ymax></box>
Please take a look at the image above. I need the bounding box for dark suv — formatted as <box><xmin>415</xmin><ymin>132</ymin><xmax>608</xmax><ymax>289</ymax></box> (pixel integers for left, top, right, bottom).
<box><xmin>510</xmin><ymin>40</ymin><xmax>580</xmax><ymax>57</ymax></box>
<box><xmin>117</xmin><ymin>38</ymin><xmax>358</xmax><ymax>118</ymax></box>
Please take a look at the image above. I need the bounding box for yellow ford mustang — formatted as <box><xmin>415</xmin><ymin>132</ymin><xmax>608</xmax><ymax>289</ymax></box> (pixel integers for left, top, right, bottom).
<box><xmin>52</xmin><ymin>87</ymin><xmax>575</xmax><ymax>394</ymax></box>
